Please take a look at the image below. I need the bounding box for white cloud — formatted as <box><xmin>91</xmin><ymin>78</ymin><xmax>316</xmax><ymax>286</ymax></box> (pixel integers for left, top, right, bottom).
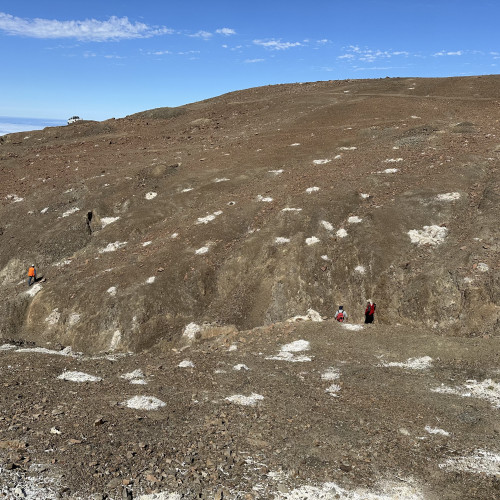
<box><xmin>338</xmin><ymin>45</ymin><xmax>412</xmax><ymax>62</ymax></box>
<box><xmin>0</xmin><ymin>12</ymin><xmax>173</xmax><ymax>41</ymax></box>
<box><xmin>433</xmin><ymin>50</ymin><xmax>463</xmax><ymax>56</ymax></box>
<box><xmin>244</xmin><ymin>58</ymin><xmax>264</xmax><ymax>63</ymax></box>
<box><xmin>216</xmin><ymin>28</ymin><xmax>236</xmax><ymax>36</ymax></box>
<box><xmin>253</xmin><ymin>39</ymin><xmax>302</xmax><ymax>50</ymax></box>
<box><xmin>189</xmin><ymin>30</ymin><xmax>212</xmax><ymax>39</ymax></box>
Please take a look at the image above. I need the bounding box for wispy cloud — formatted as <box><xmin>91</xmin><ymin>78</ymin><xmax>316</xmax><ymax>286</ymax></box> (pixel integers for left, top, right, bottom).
<box><xmin>216</xmin><ymin>28</ymin><xmax>236</xmax><ymax>36</ymax></box>
<box><xmin>338</xmin><ymin>45</ymin><xmax>410</xmax><ymax>62</ymax></box>
<box><xmin>253</xmin><ymin>39</ymin><xmax>302</xmax><ymax>50</ymax></box>
<box><xmin>0</xmin><ymin>12</ymin><xmax>174</xmax><ymax>41</ymax></box>
<box><xmin>433</xmin><ymin>50</ymin><xmax>463</xmax><ymax>56</ymax></box>
<box><xmin>189</xmin><ymin>30</ymin><xmax>212</xmax><ymax>39</ymax></box>
<box><xmin>244</xmin><ymin>58</ymin><xmax>264</xmax><ymax>63</ymax></box>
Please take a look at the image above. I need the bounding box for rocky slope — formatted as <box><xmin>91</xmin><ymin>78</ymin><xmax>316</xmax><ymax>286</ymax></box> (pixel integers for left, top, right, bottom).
<box><xmin>0</xmin><ymin>75</ymin><xmax>499</xmax><ymax>498</ymax></box>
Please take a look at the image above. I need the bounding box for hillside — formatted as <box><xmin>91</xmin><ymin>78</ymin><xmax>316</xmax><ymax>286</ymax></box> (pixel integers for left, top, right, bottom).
<box><xmin>0</xmin><ymin>76</ymin><xmax>499</xmax><ymax>499</ymax></box>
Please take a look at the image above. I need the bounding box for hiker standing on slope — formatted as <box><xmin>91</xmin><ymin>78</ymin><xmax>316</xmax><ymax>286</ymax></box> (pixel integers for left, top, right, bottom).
<box><xmin>28</xmin><ymin>264</ymin><xmax>36</xmax><ymax>286</ymax></box>
<box><xmin>364</xmin><ymin>300</ymin><xmax>376</xmax><ymax>324</ymax></box>
<box><xmin>335</xmin><ymin>305</ymin><xmax>348</xmax><ymax>322</ymax></box>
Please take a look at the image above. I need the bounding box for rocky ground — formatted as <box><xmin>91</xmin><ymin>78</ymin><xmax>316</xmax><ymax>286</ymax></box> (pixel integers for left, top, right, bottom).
<box><xmin>1</xmin><ymin>320</ymin><xmax>500</xmax><ymax>499</ymax></box>
<box><xmin>0</xmin><ymin>75</ymin><xmax>499</xmax><ymax>498</ymax></box>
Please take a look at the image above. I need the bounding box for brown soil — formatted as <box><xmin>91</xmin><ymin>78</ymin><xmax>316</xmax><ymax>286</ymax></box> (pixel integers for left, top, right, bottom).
<box><xmin>0</xmin><ymin>75</ymin><xmax>499</xmax><ymax>498</ymax></box>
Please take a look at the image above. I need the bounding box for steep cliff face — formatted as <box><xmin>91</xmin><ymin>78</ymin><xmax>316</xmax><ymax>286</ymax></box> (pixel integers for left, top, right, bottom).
<box><xmin>1</xmin><ymin>76</ymin><xmax>499</xmax><ymax>353</ymax></box>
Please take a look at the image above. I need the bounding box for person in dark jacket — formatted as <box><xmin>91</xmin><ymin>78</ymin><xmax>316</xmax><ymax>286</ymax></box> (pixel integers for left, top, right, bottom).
<box><xmin>364</xmin><ymin>300</ymin><xmax>376</xmax><ymax>323</ymax></box>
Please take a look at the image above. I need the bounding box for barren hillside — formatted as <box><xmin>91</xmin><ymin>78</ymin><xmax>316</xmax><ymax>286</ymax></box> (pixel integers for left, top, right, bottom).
<box><xmin>0</xmin><ymin>76</ymin><xmax>499</xmax><ymax>499</ymax></box>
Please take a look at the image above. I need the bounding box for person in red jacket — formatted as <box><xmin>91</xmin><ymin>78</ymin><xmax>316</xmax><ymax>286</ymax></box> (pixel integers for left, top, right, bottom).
<box><xmin>28</xmin><ymin>264</ymin><xmax>36</xmax><ymax>286</ymax></box>
<box><xmin>364</xmin><ymin>300</ymin><xmax>376</xmax><ymax>324</ymax></box>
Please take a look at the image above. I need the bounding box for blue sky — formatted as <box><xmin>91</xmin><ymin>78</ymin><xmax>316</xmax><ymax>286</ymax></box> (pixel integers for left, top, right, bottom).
<box><xmin>1</xmin><ymin>1</ymin><xmax>498</xmax><ymax>121</ymax></box>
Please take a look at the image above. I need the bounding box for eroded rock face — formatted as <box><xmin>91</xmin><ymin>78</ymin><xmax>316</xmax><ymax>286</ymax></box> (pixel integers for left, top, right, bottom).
<box><xmin>1</xmin><ymin>76</ymin><xmax>499</xmax><ymax>352</ymax></box>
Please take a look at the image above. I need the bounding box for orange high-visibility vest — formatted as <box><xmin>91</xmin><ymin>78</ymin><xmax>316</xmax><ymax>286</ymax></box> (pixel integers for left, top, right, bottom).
<box><xmin>28</xmin><ymin>267</ymin><xmax>35</xmax><ymax>277</ymax></box>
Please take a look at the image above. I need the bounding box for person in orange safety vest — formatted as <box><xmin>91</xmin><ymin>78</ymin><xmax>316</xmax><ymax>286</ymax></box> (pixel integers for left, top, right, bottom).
<box><xmin>28</xmin><ymin>264</ymin><xmax>36</xmax><ymax>286</ymax></box>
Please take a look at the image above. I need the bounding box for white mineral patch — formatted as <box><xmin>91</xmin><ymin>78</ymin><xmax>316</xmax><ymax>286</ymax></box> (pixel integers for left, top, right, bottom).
<box><xmin>121</xmin><ymin>369</ymin><xmax>145</xmax><ymax>381</ymax></box>
<box><xmin>290</xmin><ymin>143</ymin><xmax>300</xmax><ymax>146</ymax></box>
<box><xmin>425</xmin><ymin>426</ymin><xmax>449</xmax><ymax>436</ymax></box>
<box><xmin>306</xmin><ymin>186</ymin><xmax>320</xmax><ymax>193</ymax></box>
<box><xmin>109</xmin><ymin>330</ymin><xmax>121</xmax><ymax>350</ymax></box>
<box><xmin>26</xmin><ymin>284</ymin><xmax>42</xmax><ymax>297</ymax></box>
<box><xmin>411</xmin><ymin>115</ymin><xmax>421</xmax><ymax>119</ymax></box>
<box><xmin>107</xmin><ymin>286</ymin><xmax>117</xmax><ymax>296</ymax></box>
<box><xmin>178</xmin><ymin>360</ymin><xmax>194</xmax><ymax>368</ymax></box>
<box><xmin>146</xmin><ymin>276</ymin><xmax>155</xmax><ymax>284</ymax></box>
<box><xmin>225</xmin><ymin>393</ymin><xmax>264</xmax><ymax>406</ymax></box>
<box><xmin>138</xmin><ymin>492</ymin><xmax>181</xmax><ymax>500</ymax></box>
<box><xmin>321</xmin><ymin>255</ymin><xmax>331</xmax><ymax>261</ymax></box>
<box><xmin>321</xmin><ymin>368</ymin><xmax>340</xmax><ymax>381</ymax></box>
<box><xmin>348</xmin><ymin>216</ymin><xmax>362</xmax><ymax>224</ymax></box>
<box><xmin>280</xmin><ymin>340</ymin><xmax>311</xmax><ymax>352</ymax></box>
<box><xmin>288</xmin><ymin>310</ymin><xmax>322</xmax><ymax>323</ymax></box>
<box><xmin>171</xmin><ymin>233</ymin><xmax>178</xmax><ymax>239</ymax></box>
<box><xmin>334</xmin><ymin>154</ymin><xmax>342</xmax><ymax>159</ymax></box>
<box><xmin>354</xmin><ymin>265</ymin><xmax>365</xmax><ymax>274</ymax></box>
<box><xmin>439</xmin><ymin>449</ymin><xmax>500</xmax><ymax>475</ymax></box>
<box><xmin>476</xmin><ymin>263</ymin><xmax>489</xmax><ymax>272</ymax></box>
<box><xmin>269</xmin><ymin>169</ymin><xmax>284</xmax><ymax>174</ymax></box>
<box><xmin>228</xmin><ymin>344</ymin><xmax>238</xmax><ymax>352</ymax></box>
<box><xmin>99</xmin><ymin>241</ymin><xmax>127</xmax><ymax>253</ymax></box>
<box><xmin>326</xmin><ymin>384</ymin><xmax>341</xmax><ymax>397</ymax></box>
<box><xmin>40</xmin><ymin>207</ymin><xmax>49</xmax><ymax>214</ymax></box>
<box><xmin>101</xmin><ymin>217</ymin><xmax>120</xmax><ymax>228</ymax></box>
<box><xmin>338</xmin><ymin>146</ymin><xmax>357</xmax><ymax>151</ymax></box>
<box><xmin>57</xmin><ymin>371</ymin><xmax>102</xmax><ymax>382</ymax></box>
<box><xmin>233</xmin><ymin>364</ymin><xmax>249</xmax><ymax>371</ymax></box>
<box><xmin>0</xmin><ymin>344</ymin><xmax>16</xmax><ymax>351</ymax></box>
<box><xmin>432</xmin><ymin>379</ymin><xmax>500</xmax><ymax>408</ymax></box>
<box><xmin>16</xmin><ymin>346</ymin><xmax>74</xmax><ymax>356</ymax></box>
<box><xmin>266</xmin><ymin>339</ymin><xmax>312</xmax><ymax>362</ymax></box>
<box><xmin>381</xmin><ymin>168</ymin><xmax>399</xmax><ymax>174</ymax></box>
<box><xmin>182</xmin><ymin>322</ymin><xmax>201</xmax><ymax>341</ymax></box>
<box><xmin>6</xmin><ymin>194</ymin><xmax>24</xmax><ymax>203</ymax></box>
<box><xmin>342</xmin><ymin>324</ymin><xmax>363</xmax><ymax>331</ymax></box>
<box><xmin>45</xmin><ymin>309</ymin><xmax>60</xmax><ymax>325</ymax></box>
<box><xmin>275</xmin><ymin>479</ymin><xmax>424</xmax><ymax>499</ymax></box>
<box><xmin>68</xmin><ymin>313</ymin><xmax>81</xmax><ymax>326</ymax></box>
<box><xmin>306</xmin><ymin>236</ymin><xmax>320</xmax><ymax>246</ymax></box>
<box><xmin>214</xmin><ymin>178</ymin><xmax>229</xmax><ymax>182</ymax></box>
<box><xmin>282</xmin><ymin>207</ymin><xmax>302</xmax><ymax>212</ymax></box>
<box><xmin>131</xmin><ymin>379</ymin><xmax>148</xmax><ymax>385</ymax></box>
<box><xmin>142</xmin><ymin>241</ymin><xmax>152</xmax><ymax>247</ymax></box>
<box><xmin>61</xmin><ymin>207</ymin><xmax>80</xmax><ymax>217</ymax></box>
<box><xmin>384</xmin><ymin>158</ymin><xmax>404</xmax><ymax>163</ymax></box>
<box><xmin>145</xmin><ymin>192</ymin><xmax>157</xmax><ymax>200</ymax></box>
<box><xmin>124</xmin><ymin>396</ymin><xmax>166</xmax><ymax>410</ymax></box>
<box><xmin>54</xmin><ymin>259</ymin><xmax>72</xmax><ymax>267</ymax></box>
<box><xmin>320</xmin><ymin>220</ymin><xmax>333</xmax><ymax>231</ymax></box>
<box><xmin>408</xmin><ymin>225</ymin><xmax>447</xmax><ymax>246</ymax></box>
<box><xmin>313</xmin><ymin>159</ymin><xmax>331</xmax><ymax>164</ymax></box>
<box><xmin>360</xmin><ymin>193</ymin><xmax>370</xmax><ymax>199</ymax></box>
<box><xmin>195</xmin><ymin>246</ymin><xmax>209</xmax><ymax>255</ymax></box>
<box><xmin>381</xmin><ymin>356</ymin><xmax>433</xmax><ymax>370</ymax></box>
<box><xmin>275</xmin><ymin>237</ymin><xmax>290</xmax><ymax>244</ymax></box>
<box><xmin>257</xmin><ymin>195</ymin><xmax>273</xmax><ymax>202</ymax></box>
<box><xmin>197</xmin><ymin>211</ymin><xmax>223</xmax><ymax>224</ymax></box>
<box><xmin>436</xmin><ymin>192</ymin><xmax>460</xmax><ymax>201</ymax></box>
<box><xmin>181</xmin><ymin>188</ymin><xmax>194</xmax><ymax>193</ymax></box>
<box><xmin>336</xmin><ymin>228</ymin><xmax>348</xmax><ymax>238</ymax></box>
